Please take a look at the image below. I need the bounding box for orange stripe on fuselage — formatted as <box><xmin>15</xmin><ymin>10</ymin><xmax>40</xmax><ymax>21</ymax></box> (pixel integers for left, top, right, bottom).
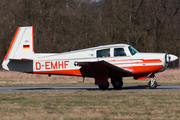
<box><xmin>113</xmin><ymin>59</ymin><xmax>162</xmax><ymax>65</ymax></box>
<box><xmin>122</xmin><ymin>65</ymin><xmax>163</xmax><ymax>74</ymax></box>
<box><xmin>114</xmin><ymin>59</ymin><xmax>162</xmax><ymax>62</ymax></box>
<box><xmin>3</xmin><ymin>27</ymin><xmax>20</xmax><ymax>60</ymax></box>
<box><xmin>33</xmin><ymin>65</ymin><xmax>163</xmax><ymax>77</ymax></box>
<box><xmin>33</xmin><ymin>69</ymin><xmax>82</xmax><ymax>76</ymax></box>
<box><xmin>141</xmin><ymin>59</ymin><xmax>162</xmax><ymax>63</ymax></box>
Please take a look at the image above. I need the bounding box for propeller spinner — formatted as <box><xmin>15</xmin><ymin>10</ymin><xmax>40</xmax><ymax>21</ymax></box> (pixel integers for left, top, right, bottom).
<box><xmin>165</xmin><ymin>50</ymin><xmax>178</xmax><ymax>63</ymax></box>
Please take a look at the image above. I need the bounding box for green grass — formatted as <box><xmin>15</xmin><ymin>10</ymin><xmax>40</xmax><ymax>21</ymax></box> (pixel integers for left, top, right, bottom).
<box><xmin>0</xmin><ymin>70</ymin><xmax>180</xmax><ymax>119</ymax></box>
<box><xmin>0</xmin><ymin>91</ymin><xmax>180</xmax><ymax>119</ymax></box>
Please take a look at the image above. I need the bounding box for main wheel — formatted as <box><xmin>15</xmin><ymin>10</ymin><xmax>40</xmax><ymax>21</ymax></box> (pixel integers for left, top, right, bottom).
<box><xmin>98</xmin><ymin>81</ymin><xmax>109</xmax><ymax>90</ymax></box>
<box><xmin>148</xmin><ymin>81</ymin><xmax>157</xmax><ymax>89</ymax></box>
<box><xmin>111</xmin><ymin>78</ymin><xmax>123</xmax><ymax>90</ymax></box>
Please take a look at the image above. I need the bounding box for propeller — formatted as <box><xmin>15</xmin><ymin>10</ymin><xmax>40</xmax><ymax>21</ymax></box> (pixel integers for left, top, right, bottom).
<box><xmin>165</xmin><ymin>50</ymin><xmax>178</xmax><ymax>63</ymax></box>
<box><xmin>165</xmin><ymin>50</ymin><xmax>171</xmax><ymax>63</ymax></box>
<box><xmin>162</xmin><ymin>50</ymin><xmax>178</xmax><ymax>71</ymax></box>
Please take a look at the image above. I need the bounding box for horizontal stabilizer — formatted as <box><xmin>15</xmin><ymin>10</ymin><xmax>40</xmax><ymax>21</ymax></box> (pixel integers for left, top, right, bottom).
<box><xmin>9</xmin><ymin>58</ymin><xmax>33</xmax><ymax>61</ymax></box>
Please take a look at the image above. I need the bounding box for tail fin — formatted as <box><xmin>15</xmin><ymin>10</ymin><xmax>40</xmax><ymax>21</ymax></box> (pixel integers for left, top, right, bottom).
<box><xmin>3</xmin><ymin>26</ymin><xmax>34</xmax><ymax>61</ymax></box>
<box><xmin>2</xmin><ymin>26</ymin><xmax>34</xmax><ymax>71</ymax></box>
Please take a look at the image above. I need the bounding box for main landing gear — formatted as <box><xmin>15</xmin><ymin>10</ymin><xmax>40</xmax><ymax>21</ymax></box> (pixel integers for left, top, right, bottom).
<box><xmin>98</xmin><ymin>75</ymin><xmax>158</xmax><ymax>90</ymax></box>
<box><xmin>111</xmin><ymin>78</ymin><xmax>123</xmax><ymax>90</ymax></box>
<box><xmin>98</xmin><ymin>77</ymin><xmax>123</xmax><ymax>90</ymax></box>
<box><xmin>148</xmin><ymin>75</ymin><xmax>157</xmax><ymax>89</ymax></box>
<box><xmin>98</xmin><ymin>81</ymin><xmax>109</xmax><ymax>90</ymax></box>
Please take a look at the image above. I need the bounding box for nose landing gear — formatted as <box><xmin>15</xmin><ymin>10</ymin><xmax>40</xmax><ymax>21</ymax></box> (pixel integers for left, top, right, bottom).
<box><xmin>148</xmin><ymin>75</ymin><xmax>157</xmax><ymax>89</ymax></box>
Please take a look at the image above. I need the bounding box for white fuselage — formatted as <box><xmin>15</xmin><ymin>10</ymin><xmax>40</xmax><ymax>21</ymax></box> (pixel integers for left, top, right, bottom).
<box><xmin>2</xmin><ymin>26</ymin><xmax>178</xmax><ymax>80</ymax></box>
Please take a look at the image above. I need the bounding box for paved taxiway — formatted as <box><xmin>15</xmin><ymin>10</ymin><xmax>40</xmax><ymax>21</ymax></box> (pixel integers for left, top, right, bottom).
<box><xmin>0</xmin><ymin>86</ymin><xmax>180</xmax><ymax>91</ymax></box>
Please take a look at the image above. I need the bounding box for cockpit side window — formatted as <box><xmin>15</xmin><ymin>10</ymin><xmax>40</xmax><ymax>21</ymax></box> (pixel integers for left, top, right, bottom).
<box><xmin>114</xmin><ymin>48</ymin><xmax>126</xmax><ymax>57</ymax></box>
<box><xmin>128</xmin><ymin>46</ymin><xmax>138</xmax><ymax>55</ymax></box>
<box><xmin>97</xmin><ymin>49</ymin><xmax>110</xmax><ymax>58</ymax></box>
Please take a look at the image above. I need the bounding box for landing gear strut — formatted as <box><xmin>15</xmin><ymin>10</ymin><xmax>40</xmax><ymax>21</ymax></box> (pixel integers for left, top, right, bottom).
<box><xmin>148</xmin><ymin>75</ymin><xmax>157</xmax><ymax>89</ymax></box>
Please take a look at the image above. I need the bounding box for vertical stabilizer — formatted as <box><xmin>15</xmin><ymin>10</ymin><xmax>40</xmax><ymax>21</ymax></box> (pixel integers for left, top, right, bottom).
<box><xmin>2</xmin><ymin>26</ymin><xmax>34</xmax><ymax>71</ymax></box>
<box><xmin>4</xmin><ymin>26</ymin><xmax>34</xmax><ymax>61</ymax></box>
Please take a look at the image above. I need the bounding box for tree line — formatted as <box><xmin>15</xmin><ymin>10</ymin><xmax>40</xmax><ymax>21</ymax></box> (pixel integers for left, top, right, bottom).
<box><xmin>0</xmin><ymin>0</ymin><xmax>179</xmax><ymax>68</ymax></box>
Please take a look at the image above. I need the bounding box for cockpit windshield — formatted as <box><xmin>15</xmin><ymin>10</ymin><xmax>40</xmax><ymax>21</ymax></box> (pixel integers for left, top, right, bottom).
<box><xmin>128</xmin><ymin>46</ymin><xmax>138</xmax><ymax>55</ymax></box>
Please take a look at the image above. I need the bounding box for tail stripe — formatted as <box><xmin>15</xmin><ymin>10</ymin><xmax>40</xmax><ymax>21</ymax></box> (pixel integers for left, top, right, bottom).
<box><xmin>3</xmin><ymin>27</ymin><xmax>20</xmax><ymax>60</ymax></box>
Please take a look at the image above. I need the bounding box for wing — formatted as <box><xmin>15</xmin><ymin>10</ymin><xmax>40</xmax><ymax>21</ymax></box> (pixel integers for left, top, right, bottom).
<box><xmin>78</xmin><ymin>60</ymin><xmax>132</xmax><ymax>85</ymax></box>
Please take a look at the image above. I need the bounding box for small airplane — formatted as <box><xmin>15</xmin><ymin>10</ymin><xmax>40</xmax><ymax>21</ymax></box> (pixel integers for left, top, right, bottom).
<box><xmin>2</xmin><ymin>26</ymin><xmax>178</xmax><ymax>90</ymax></box>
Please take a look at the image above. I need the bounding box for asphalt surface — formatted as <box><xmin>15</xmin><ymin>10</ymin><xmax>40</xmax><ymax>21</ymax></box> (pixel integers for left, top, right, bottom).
<box><xmin>0</xmin><ymin>86</ymin><xmax>180</xmax><ymax>92</ymax></box>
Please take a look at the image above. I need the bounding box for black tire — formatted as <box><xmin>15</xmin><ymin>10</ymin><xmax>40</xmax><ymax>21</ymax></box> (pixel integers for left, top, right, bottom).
<box><xmin>148</xmin><ymin>81</ymin><xmax>157</xmax><ymax>89</ymax></box>
<box><xmin>112</xmin><ymin>78</ymin><xmax>123</xmax><ymax>90</ymax></box>
<box><xmin>98</xmin><ymin>81</ymin><xmax>109</xmax><ymax>90</ymax></box>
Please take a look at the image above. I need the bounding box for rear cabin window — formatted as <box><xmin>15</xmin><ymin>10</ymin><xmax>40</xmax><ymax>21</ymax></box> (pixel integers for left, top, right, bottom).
<box><xmin>114</xmin><ymin>48</ymin><xmax>126</xmax><ymax>57</ymax></box>
<box><xmin>97</xmin><ymin>49</ymin><xmax>110</xmax><ymax>58</ymax></box>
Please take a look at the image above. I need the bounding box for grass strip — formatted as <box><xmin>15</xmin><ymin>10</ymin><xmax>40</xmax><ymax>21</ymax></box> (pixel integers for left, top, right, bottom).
<box><xmin>0</xmin><ymin>90</ymin><xmax>179</xmax><ymax>119</ymax></box>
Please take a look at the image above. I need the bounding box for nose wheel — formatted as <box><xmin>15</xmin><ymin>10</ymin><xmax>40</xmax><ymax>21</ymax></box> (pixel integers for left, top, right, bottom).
<box><xmin>148</xmin><ymin>75</ymin><xmax>157</xmax><ymax>89</ymax></box>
